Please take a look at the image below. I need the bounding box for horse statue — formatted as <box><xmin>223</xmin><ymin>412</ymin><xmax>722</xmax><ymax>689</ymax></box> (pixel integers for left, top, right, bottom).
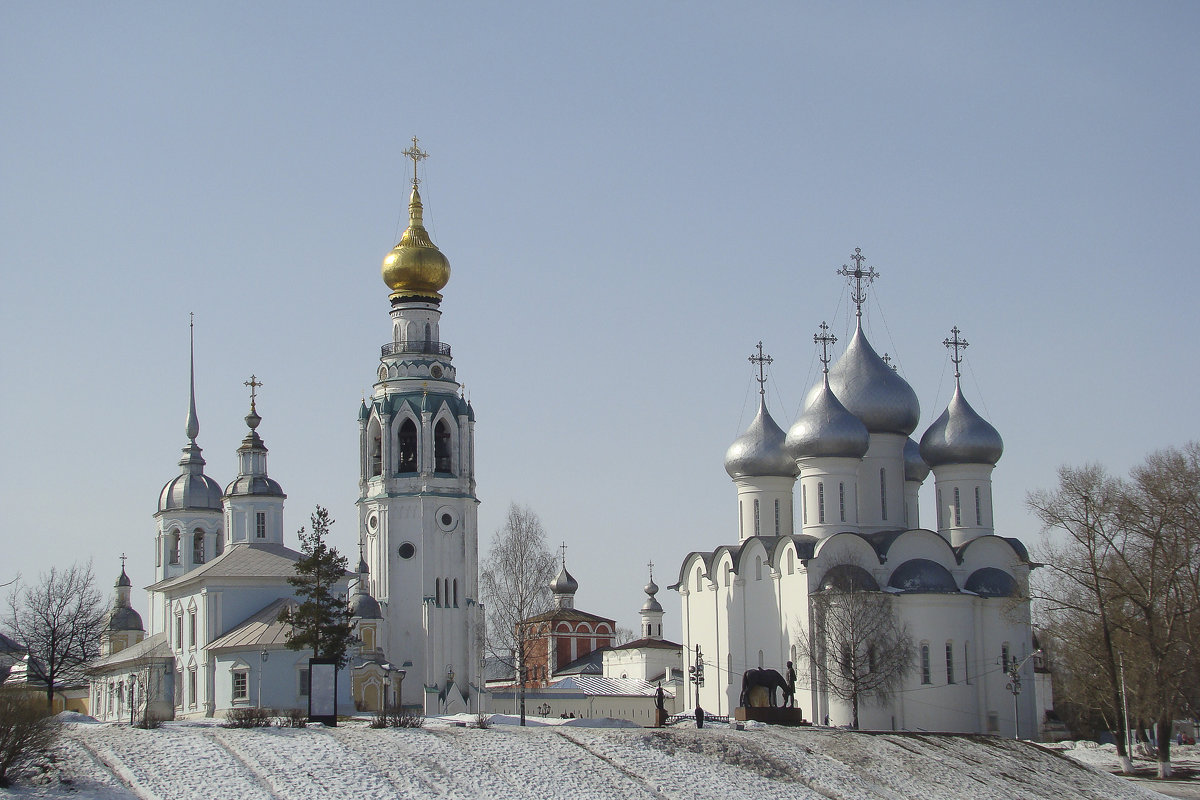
<box><xmin>739</xmin><ymin>668</ymin><xmax>790</xmax><ymax>708</ymax></box>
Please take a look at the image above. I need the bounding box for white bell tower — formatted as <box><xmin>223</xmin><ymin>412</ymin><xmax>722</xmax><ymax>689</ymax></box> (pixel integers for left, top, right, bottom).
<box><xmin>358</xmin><ymin>139</ymin><xmax>480</xmax><ymax>714</ymax></box>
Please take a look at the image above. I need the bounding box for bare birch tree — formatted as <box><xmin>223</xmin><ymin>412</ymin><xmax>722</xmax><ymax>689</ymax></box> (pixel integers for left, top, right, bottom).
<box><xmin>4</xmin><ymin>563</ymin><xmax>104</xmax><ymax>710</ymax></box>
<box><xmin>799</xmin><ymin>571</ymin><xmax>914</xmax><ymax>729</ymax></box>
<box><xmin>479</xmin><ymin>504</ymin><xmax>556</xmax><ymax>726</ymax></box>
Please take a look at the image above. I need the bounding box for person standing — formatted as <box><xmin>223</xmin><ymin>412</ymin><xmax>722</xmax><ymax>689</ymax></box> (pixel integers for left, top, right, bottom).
<box><xmin>784</xmin><ymin>661</ymin><xmax>797</xmax><ymax>708</ymax></box>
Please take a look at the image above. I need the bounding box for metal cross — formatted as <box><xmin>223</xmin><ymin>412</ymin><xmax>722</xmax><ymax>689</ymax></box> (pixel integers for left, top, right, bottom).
<box><xmin>748</xmin><ymin>341</ymin><xmax>773</xmax><ymax>398</ymax></box>
<box><xmin>943</xmin><ymin>326</ymin><xmax>969</xmax><ymax>379</ymax></box>
<box><xmin>119</xmin><ymin>553</ymin><xmax>127</xmax><ymax>571</ymax></box>
<box><xmin>814</xmin><ymin>321</ymin><xmax>837</xmax><ymax>374</ymax></box>
<box><xmin>647</xmin><ymin>559</ymin><xmax>655</xmax><ymax>580</ymax></box>
<box><xmin>836</xmin><ymin>247</ymin><xmax>880</xmax><ymax>319</ymax></box>
<box><xmin>244</xmin><ymin>375</ymin><xmax>263</xmax><ymax>408</ymax></box>
<box><xmin>402</xmin><ymin>136</ymin><xmax>429</xmax><ymax>186</ymax></box>
<box><xmin>881</xmin><ymin>352</ymin><xmax>898</xmax><ymax>372</ymax></box>
<box><xmin>559</xmin><ymin>541</ymin><xmax>568</xmax><ymax>567</ymax></box>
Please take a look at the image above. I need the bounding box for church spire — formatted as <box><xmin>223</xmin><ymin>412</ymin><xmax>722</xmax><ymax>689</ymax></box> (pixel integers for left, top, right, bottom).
<box><xmin>186</xmin><ymin>313</ymin><xmax>199</xmax><ymax>442</ymax></box>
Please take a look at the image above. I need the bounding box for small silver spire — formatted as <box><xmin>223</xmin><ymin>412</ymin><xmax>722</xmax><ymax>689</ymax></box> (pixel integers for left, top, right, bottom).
<box><xmin>185</xmin><ymin>313</ymin><xmax>200</xmax><ymax>442</ymax></box>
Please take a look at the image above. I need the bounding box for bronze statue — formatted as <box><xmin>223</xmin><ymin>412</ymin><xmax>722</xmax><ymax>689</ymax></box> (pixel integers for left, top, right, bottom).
<box><xmin>739</xmin><ymin>668</ymin><xmax>789</xmax><ymax>708</ymax></box>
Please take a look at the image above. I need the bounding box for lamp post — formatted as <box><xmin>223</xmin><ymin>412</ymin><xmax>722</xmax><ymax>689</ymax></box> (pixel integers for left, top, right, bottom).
<box><xmin>258</xmin><ymin>648</ymin><xmax>269</xmax><ymax>708</ymax></box>
<box><xmin>1005</xmin><ymin>649</ymin><xmax>1042</xmax><ymax>740</ymax></box>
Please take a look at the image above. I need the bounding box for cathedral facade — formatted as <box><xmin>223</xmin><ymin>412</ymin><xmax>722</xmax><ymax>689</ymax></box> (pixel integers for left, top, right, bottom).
<box><xmin>674</xmin><ymin>253</ymin><xmax>1038</xmax><ymax>737</ymax></box>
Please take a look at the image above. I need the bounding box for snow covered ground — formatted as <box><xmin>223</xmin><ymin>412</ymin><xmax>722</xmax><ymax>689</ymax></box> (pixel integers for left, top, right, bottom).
<box><xmin>1044</xmin><ymin>740</ymin><xmax>1200</xmax><ymax>799</ymax></box>
<box><xmin>3</xmin><ymin>714</ymin><xmax>1182</xmax><ymax>800</ymax></box>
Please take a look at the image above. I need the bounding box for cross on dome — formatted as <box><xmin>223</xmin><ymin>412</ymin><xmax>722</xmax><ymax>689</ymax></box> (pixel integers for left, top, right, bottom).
<box><xmin>748</xmin><ymin>341</ymin><xmax>773</xmax><ymax>399</ymax></box>
<box><xmin>836</xmin><ymin>247</ymin><xmax>880</xmax><ymax>319</ymax></box>
<box><xmin>559</xmin><ymin>541</ymin><xmax>568</xmax><ymax>567</ymax></box>
<box><xmin>814</xmin><ymin>321</ymin><xmax>837</xmax><ymax>374</ymax></box>
<box><xmin>244</xmin><ymin>375</ymin><xmax>263</xmax><ymax>410</ymax></box>
<box><xmin>647</xmin><ymin>559</ymin><xmax>654</xmax><ymax>580</ymax></box>
<box><xmin>402</xmin><ymin>136</ymin><xmax>429</xmax><ymax>186</ymax></box>
<box><xmin>943</xmin><ymin>326</ymin><xmax>969</xmax><ymax>381</ymax></box>
<box><xmin>119</xmin><ymin>553</ymin><xmax>127</xmax><ymax>570</ymax></box>
<box><xmin>882</xmin><ymin>352</ymin><xmax>898</xmax><ymax>372</ymax></box>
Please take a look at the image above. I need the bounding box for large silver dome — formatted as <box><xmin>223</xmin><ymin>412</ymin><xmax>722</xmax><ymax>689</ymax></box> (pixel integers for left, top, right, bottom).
<box><xmin>786</xmin><ymin>378</ymin><xmax>869</xmax><ymax>460</ymax></box>
<box><xmin>724</xmin><ymin>398</ymin><xmax>798</xmax><ymax>478</ymax></box>
<box><xmin>350</xmin><ymin>590</ymin><xmax>383</xmax><ymax>619</ymax></box>
<box><xmin>919</xmin><ymin>384</ymin><xmax>1003</xmax><ymax>467</ymax></box>
<box><xmin>904</xmin><ymin>437</ymin><xmax>930</xmax><ymax>482</ymax></box>
<box><xmin>807</xmin><ymin>322</ymin><xmax>920</xmax><ymax>435</ymax></box>
<box><xmin>107</xmin><ymin>606</ymin><xmax>144</xmax><ymax>632</ymax></box>
<box><xmin>224</xmin><ymin>474</ymin><xmax>285</xmax><ymax>497</ymax></box>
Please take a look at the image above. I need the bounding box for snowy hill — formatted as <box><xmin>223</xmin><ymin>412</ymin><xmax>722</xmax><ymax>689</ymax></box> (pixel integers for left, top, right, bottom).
<box><xmin>7</xmin><ymin>717</ymin><xmax>1159</xmax><ymax>800</ymax></box>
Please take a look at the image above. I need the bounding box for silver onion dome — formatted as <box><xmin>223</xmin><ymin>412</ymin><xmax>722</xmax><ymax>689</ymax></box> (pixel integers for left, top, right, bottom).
<box><xmin>550</xmin><ymin>564</ymin><xmax>578</xmax><ymax>595</ymax></box>
<box><xmin>919</xmin><ymin>384</ymin><xmax>1003</xmax><ymax>467</ymax></box>
<box><xmin>904</xmin><ymin>437</ymin><xmax>930</xmax><ymax>482</ymax></box>
<box><xmin>786</xmin><ymin>378</ymin><xmax>870</xmax><ymax>460</ymax></box>
<box><xmin>107</xmin><ymin>605</ymin><xmax>144</xmax><ymax>632</ymax></box>
<box><xmin>724</xmin><ymin>398</ymin><xmax>798</xmax><ymax>478</ymax></box>
<box><xmin>159</xmin><ymin>469</ymin><xmax>223</xmax><ymax>512</ymax></box>
<box><xmin>807</xmin><ymin>322</ymin><xmax>920</xmax><ymax>435</ymax></box>
<box><xmin>641</xmin><ymin>576</ymin><xmax>663</xmax><ymax>613</ymax></box>
<box><xmin>350</xmin><ymin>587</ymin><xmax>383</xmax><ymax>619</ymax></box>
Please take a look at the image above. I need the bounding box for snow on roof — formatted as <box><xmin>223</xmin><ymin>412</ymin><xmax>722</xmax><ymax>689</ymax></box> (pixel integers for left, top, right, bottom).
<box><xmin>146</xmin><ymin>542</ymin><xmax>308</xmax><ymax>591</ymax></box>
<box><xmin>549</xmin><ymin>675</ymin><xmax>674</xmax><ymax>698</ymax></box>
<box><xmin>88</xmin><ymin>633</ymin><xmax>172</xmax><ymax>671</ymax></box>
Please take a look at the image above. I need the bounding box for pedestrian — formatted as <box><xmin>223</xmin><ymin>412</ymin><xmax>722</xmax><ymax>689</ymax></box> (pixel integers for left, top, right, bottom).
<box><xmin>784</xmin><ymin>661</ymin><xmax>797</xmax><ymax>708</ymax></box>
<box><xmin>695</xmin><ymin>704</ymin><xmax>704</xmax><ymax>729</ymax></box>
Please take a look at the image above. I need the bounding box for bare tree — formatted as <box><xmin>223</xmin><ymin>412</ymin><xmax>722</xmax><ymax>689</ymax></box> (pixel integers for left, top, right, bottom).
<box><xmin>479</xmin><ymin>504</ymin><xmax>556</xmax><ymax>726</ymax></box>
<box><xmin>612</xmin><ymin>627</ymin><xmax>636</xmax><ymax>646</ymax></box>
<box><xmin>0</xmin><ymin>687</ymin><xmax>60</xmax><ymax>787</ymax></box>
<box><xmin>799</xmin><ymin>569</ymin><xmax>914</xmax><ymax>729</ymax></box>
<box><xmin>4</xmin><ymin>563</ymin><xmax>104</xmax><ymax>710</ymax></box>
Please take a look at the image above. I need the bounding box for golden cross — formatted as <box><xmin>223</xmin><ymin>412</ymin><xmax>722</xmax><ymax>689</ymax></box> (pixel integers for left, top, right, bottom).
<box><xmin>402</xmin><ymin>136</ymin><xmax>429</xmax><ymax>186</ymax></box>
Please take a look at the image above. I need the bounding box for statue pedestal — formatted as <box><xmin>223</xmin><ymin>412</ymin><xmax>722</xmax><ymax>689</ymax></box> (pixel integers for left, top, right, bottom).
<box><xmin>654</xmin><ymin>708</ymin><xmax>668</xmax><ymax>727</ymax></box>
<box><xmin>734</xmin><ymin>707</ymin><xmax>810</xmax><ymax>726</ymax></box>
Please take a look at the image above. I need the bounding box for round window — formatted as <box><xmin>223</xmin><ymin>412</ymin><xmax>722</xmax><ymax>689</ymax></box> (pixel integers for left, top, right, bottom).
<box><xmin>436</xmin><ymin>506</ymin><xmax>458</xmax><ymax>532</ymax></box>
<box><xmin>441</xmin><ymin>513</ymin><xmax>452</xmax><ymax>526</ymax></box>
<box><xmin>398</xmin><ymin>542</ymin><xmax>415</xmax><ymax>559</ymax></box>
<box><xmin>368</xmin><ymin>515</ymin><xmax>378</xmax><ymax>531</ymax></box>
<box><xmin>430</xmin><ymin>364</ymin><xmax>444</xmax><ymax>379</ymax></box>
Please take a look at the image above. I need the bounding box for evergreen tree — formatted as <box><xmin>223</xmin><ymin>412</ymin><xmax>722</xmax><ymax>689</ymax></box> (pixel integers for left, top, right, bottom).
<box><xmin>279</xmin><ymin>507</ymin><xmax>356</xmax><ymax>668</ymax></box>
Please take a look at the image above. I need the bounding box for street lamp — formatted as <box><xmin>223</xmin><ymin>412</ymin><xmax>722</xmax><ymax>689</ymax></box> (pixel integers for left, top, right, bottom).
<box><xmin>1005</xmin><ymin>649</ymin><xmax>1042</xmax><ymax>740</ymax></box>
<box><xmin>258</xmin><ymin>648</ymin><xmax>269</xmax><ymax>708</ymax></box>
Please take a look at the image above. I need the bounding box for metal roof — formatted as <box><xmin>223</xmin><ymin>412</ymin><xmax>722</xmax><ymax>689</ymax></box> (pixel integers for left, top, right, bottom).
<box><xmin>208</xmin><ymin>598</ymin><xmax>299</xmax><ymax>651</ymax></box>
<box><xmin>147</xmin><ymin>542</ymin><xmax>305</xmax><ymax>591</ymax></box>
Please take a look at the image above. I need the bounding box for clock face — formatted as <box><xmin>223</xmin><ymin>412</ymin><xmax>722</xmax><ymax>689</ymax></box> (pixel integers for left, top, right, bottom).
<box><xmin>430</xmin><ymin>364</ymin><xmax>444</xmax><ymax>379</ymax></box>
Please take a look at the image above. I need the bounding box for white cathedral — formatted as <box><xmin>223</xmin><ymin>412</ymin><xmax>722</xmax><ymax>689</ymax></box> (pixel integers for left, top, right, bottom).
<box><xmin>674</xmin><ymin>252</ymin><xmax>1039</xmax><ymax>737</ymax></box>
<box><xmin>87</xmin><ymin>147</ymin><xmax>480</xmax><ymax>720</ymax></box>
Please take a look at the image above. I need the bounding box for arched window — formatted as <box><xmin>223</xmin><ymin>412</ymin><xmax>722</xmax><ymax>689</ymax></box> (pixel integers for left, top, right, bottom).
<box><xmin>953</xmin><ymin>487</ymin><xmax>961</xmax><ymax>526</ymax></box>
<box><xmin>839</xmin><ymin>482</ymin><xmax>846</xmax><ymax>522</ymax></box>
<box><xmin>369</xmin><ymin>424</ymin><xmax>382</xmax><ymax>478</ymax></box>
<box><xmin>755</xmin><ymin>556</ymin><xmax>762</xmax><ymax>581</ymax></box>
<box><xmin>424</xmin><ymin>322</ymin><xmax>432</xmax><ymax>348</ymax></box>
<box><xmin>695</xmin><ymin>568</ymin><xmax>704</xmax><ymax>593</ymax></box>
<box><xmin>758</xmin><ymin>649</ymin><xmax>764</xmax><ymax>668</ymax></box>
<box><xmin>964</xmin><ymin>641</ymin><xmax>970</xmax><ymax>683</ymax></box>
<box><xmin>397</xmin><ymin>419</ymin><xmax>418</xmax><ymax>472</ymax></box>
<box><xmin>724</xmin><ymin>563</ymin><xmax>731</xmax><ymax>587</ymax></box>
<box><xmin>787</xmin><ymin>549</ymin><xmax>794</xmax><ymax>575</ymax></box>
<box><xmin>880</xmin><ymin>468</ymin><xmax>888</xmax><ymax>520</ymax></box>
<box><xmin>435</xmin><ymin>578</ymin><xmax>442</xmax><ymax>607</ymax></box>
<box><xmin>817</xmin><ymin>482</ymin><xmax>825</xmax><ymax>524</ymax></box>
<box><xmin>936</xmin><ymin>488</ymin><xmax>944</xmax><ymax>528</ymax></box>
<box><xmin>193</xmin><ymin>530</ymin><xmax>205</xmax><ymax>565</ymax></box>
<box><xmin>790</xmin><ymin>643</ymin><xmax>797</xmax><ymax>663</ymax></box>
<box><xmin>975</xmin><ymin>487</ymin><xmax>982</xmax><ymax>526</ymax></box>
<box><xmin>920</xmin><ymin>644</ymin><xmax>931</xmax><ymax>684</ymax></box>
<box><xmin>753</xmin><ymin>499</ymin><xmax>760</xmax><ymax>536</ymax></box>
<box><xmin>802</xmin><ymin>485</ymin><xmax>808</xmax><ymax>524</ymax></box>
<box><xmin>774</xmin><ymin>498</ymin><xmax>780</xmax><ymax>536</ymax></box>
<box><xmin>169</xmin><ymin>530</ymin><xmax>181</xmax><ymax>565</ymax></box>
<box><xmin>945</xmin><ymin>641</ymin><xmax>955</xmax><ymax>684</ymax></box>
<box><xmin>453</xmin><ymin>578</ymin><xmax>459</xmax><ymax>607</ymax></box>
<box><xmin>727</xmin><ymin>653</ymin><xmax>733</xmax><ymax>684</ymax></box>
<box><xmin>215</xmin><ymin>532</ymin><xmax>224</xmax><ymax>557</ymax></box>
<box><xmin>739</xmin><ymin>501</ymin><xmax>743</xmax><ymax>538</ymax></box>
<box><xmin>434</xmin><ymin>420</ymin><xmax>452</xmax><ymax>474</ymax></box>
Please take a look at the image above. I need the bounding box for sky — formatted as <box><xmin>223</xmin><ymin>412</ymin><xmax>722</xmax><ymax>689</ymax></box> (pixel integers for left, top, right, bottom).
<box><xmin>2</xmin><ymin>3</ymin><xmax>1198</xmax><ymax>637</ymax></box>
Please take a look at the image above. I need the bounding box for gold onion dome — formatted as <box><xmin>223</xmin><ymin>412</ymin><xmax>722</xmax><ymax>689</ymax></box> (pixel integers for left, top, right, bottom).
<box><xmin>382</xmin><ymin>184</ymin><xmax>451</xmax><ymax>301</ymax></box>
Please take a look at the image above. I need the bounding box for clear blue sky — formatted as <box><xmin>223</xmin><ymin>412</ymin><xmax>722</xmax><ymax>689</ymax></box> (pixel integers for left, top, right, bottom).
<box><xmin>3</xmin><ymin>3</ymin><xmax>1197</xmax><ymax>635</ymax></box>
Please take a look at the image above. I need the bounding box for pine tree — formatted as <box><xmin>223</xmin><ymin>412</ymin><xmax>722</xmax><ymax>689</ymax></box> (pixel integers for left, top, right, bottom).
<box><xmin>279</xmin><ymin>507</ymin><xmax>356</xmax><ymax>668</ymax></box>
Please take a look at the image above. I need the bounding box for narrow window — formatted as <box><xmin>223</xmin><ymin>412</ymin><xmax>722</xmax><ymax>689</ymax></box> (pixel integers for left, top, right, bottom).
<box><xmin>232</xmin><ymin>671</ymin><xmax>248</xmax><ymax>701</ymax></box>
<box><xmin>975</xmin><ymin>487</ymin><xmax>982</xmax><ymax>526</ymax></box>
<box><xmin>936</xmin><ymin>488</ymin><xmax>943</xmax><ymax>528</ymax></box>
<box><xmin>787</xmin><ymin>550</ymin><xmax>794</xmax><ymax>575</ymax></box>
<box><xmin>727</xmin><ymin>653</ymin><xmax>733</xmax><ymax>684</ymax></box>
<box><xmin>946</xmin><ymin>642</ymin><xmax>955</xmax><ymax>684</ymax></box>
<box><xmin>802</xmin><ymin>486</ymin><xmax>808</xmax><ymax>524</ymax></box>
<box><xmin>156</xmin><ymin>537</ymin><xmax>162</xmax><ymax>567</ymax></box>
<box><xmin>370</xmin><ymin>430</ymin><xmax>382</xmax><ymax>477</ymax></box>
<box><xmin>964</xmin><ymin>642</ymin><xmax>970</xmax><ymax>684</ymax></box>
<box><xmin>188</xmin><ymin>611</ymin><xmax>196</xmax><ymax>648</ymax></box>
<box><xmin>453</xmin><ymin>578</ymin><xmax>459</xmax><ymax>607</ymax></box>
<box><xmin>1001</xmin><ymin>642</ymin><xmax>1010</xmax><ymax>671</ymax></box>
<box><xmin>174</xmin><ymin>615</ymin><xmax>183</xmax><ymax>649</ymax></box>
<box><xmin>695</xmin><ymin>568</ymin><xmax>703</xmax><ymax>593</ymax></box>
<box><xmin>921</xmin><ymin>644</ymin><xmax>931</xmax><ymax>684</ymax></box>
<box><xmin>868</xmin><ymin>644</ymin><xmax>877</xmax><ymax>673</ymax></box>
<box><xmin>299</xmin><ymin>669</ymin><xmax>310</xmax><ymax>697</ymax></box>
<box><xmin>818</xmin><ymin>482</ymin><xmax>825</xmax><ymax>524</ymax></box>
<box><xmin>839</xmin><ymin>482</ymin><xmax>846</xmax><ymax>522</ymax></box>
<box><xmin>953</xmin><ymin>487</ymin><xmax>961</xmax><ymax>526</ymax></box>
<box><xmin>435</xmin><ymin>578</ymin><xmax>442</xmax><ymax>607</ymax></box>
<box><xmin>739</xmin><ymin>501</ymin><xmax>744</xmax><ymax>538</ymax></box>
<box><xmin>774</xmin><ymin>498</ymin><xmax>780</xmax><ymax>536</ymax></box>
<box><xmin>755</xmin><ymin>556</ymin><xmax>762</xmax><ymax>581</ymax></box>
<box><xmin>169</xmin><ymin>531</ymin><xmax>181</xmax><ymax>565</ymax></box>
<box><xmin>724</xmin><ymin>563</ymin><xmax>731</xmax><ymax>587</ymax></box>
<box><xmin>193</xmin><ymin>530</ymin><xmax>205</xmax><ymax>564</ymax></box>
<box><xmin>215</xmin><ymin>534</ymin><xmax>224</xmax><ymax>557</ymax></box>
<box><xmin>424</xmin><ymin>322</ymin><xmax>432</xmax><ymax>348</ymax></box>
<box><xmin>256</xmin><ymin>512</ymin><xmax>266</xmax><ymax>539</ymax></box>
<box><xmin>434</xmin><ymin>420</ymin><xmax>452</xmax><ymax>473</ymax></box>
<box><xmin>398</xmin><ymin>419</ymin><xmax>418</xmax><ymax>472</ymax></box>
<box><xmin>753</xmin><ymin>499</ymin><xmax>760</xmax><ymax>536</ymax></box>
<box><xmin>791</xmin><ymin>644</ymin><xmax>797</xmax><ymax>663</ymax></box>
<box><xmin>188</xmin><ymin>669</ymin><xmax>197</xmax><ymax>706</ymax></box>
<box><xmin>880</xmin><ymin>468</ymin><xmax>888</xmax><ymax>520</ymax></box>
<box><xmin>758</xmin><ymin>649</ymin><xmax>764</xmax><ymax>669</ymax></box>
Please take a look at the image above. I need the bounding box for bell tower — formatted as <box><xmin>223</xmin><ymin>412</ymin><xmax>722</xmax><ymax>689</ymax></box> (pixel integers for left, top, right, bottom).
<box><xmin>358</xmin><ymin>139</ymin><xmax>480</xmax><ymax>714</ymax></box>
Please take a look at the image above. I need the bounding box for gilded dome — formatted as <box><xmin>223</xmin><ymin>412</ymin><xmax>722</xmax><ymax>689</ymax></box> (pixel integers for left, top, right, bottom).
<box><xmin>381</xmin><ymin>185</ymin><xmax>451</xmax><ymax>301</ymax></box>
<box><xmin>806</xmin><ymin>322</ymin><xmax>920</xmax><ymax>435</ymax></box>
<box><xmin>919</xmin><ymin>384</ymin><xmax>1003</xmax><ymax>467</ymax></box>
<box><xmin>724</xmin><ymin>398</ymin><xmax>798</xmax><ymax>478</ymax></box>
<box><xmin>786</xmin><ymin>377</ymin><xmax>870</xmax><ymax>460</ymax></box>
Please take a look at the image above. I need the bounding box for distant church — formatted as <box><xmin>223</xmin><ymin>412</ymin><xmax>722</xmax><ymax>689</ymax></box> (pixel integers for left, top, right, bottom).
<box><xmin>674</xmin><ymin>252</ymin><xmax>1039</xmax><ymax>737</ymax></box>
<box><xmin>88</xmin><ymin>141</ymin><xmax>480</xmax><ymax>719</ymax></box>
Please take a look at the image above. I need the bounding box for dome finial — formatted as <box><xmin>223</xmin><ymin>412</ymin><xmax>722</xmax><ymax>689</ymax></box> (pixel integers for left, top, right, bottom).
<box><xmin>815</xmin><ymin>320</ymin><xmax>838</xmax><ymax>377</ymax></box>
<box><xmin>836</xmin><ymin>247</ymin><xmax>879</xmax><ymax>319</ymax></box>
<box><xmin>243</xmin><ymin>374</ymin><xmax>263</xmax><ymax>428</ymax></box>
<box><xmin>943</xmin><ymin>325</ymin><xmax>969</xmax><ymax>385</ymax></box>
<box><xmin>402</xmin><ymin>136</ymin><xmax>429</xmax><ymax>187</ymax></box>
<box><xmin>748</xmin><ymin>341</ymin><xmax>773</xmax><ymax>400</ymax></box>
<box><xmin>186</xmin><ymin>313</ymin><xmax>200</xmax><ymax>442</ymax></box>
